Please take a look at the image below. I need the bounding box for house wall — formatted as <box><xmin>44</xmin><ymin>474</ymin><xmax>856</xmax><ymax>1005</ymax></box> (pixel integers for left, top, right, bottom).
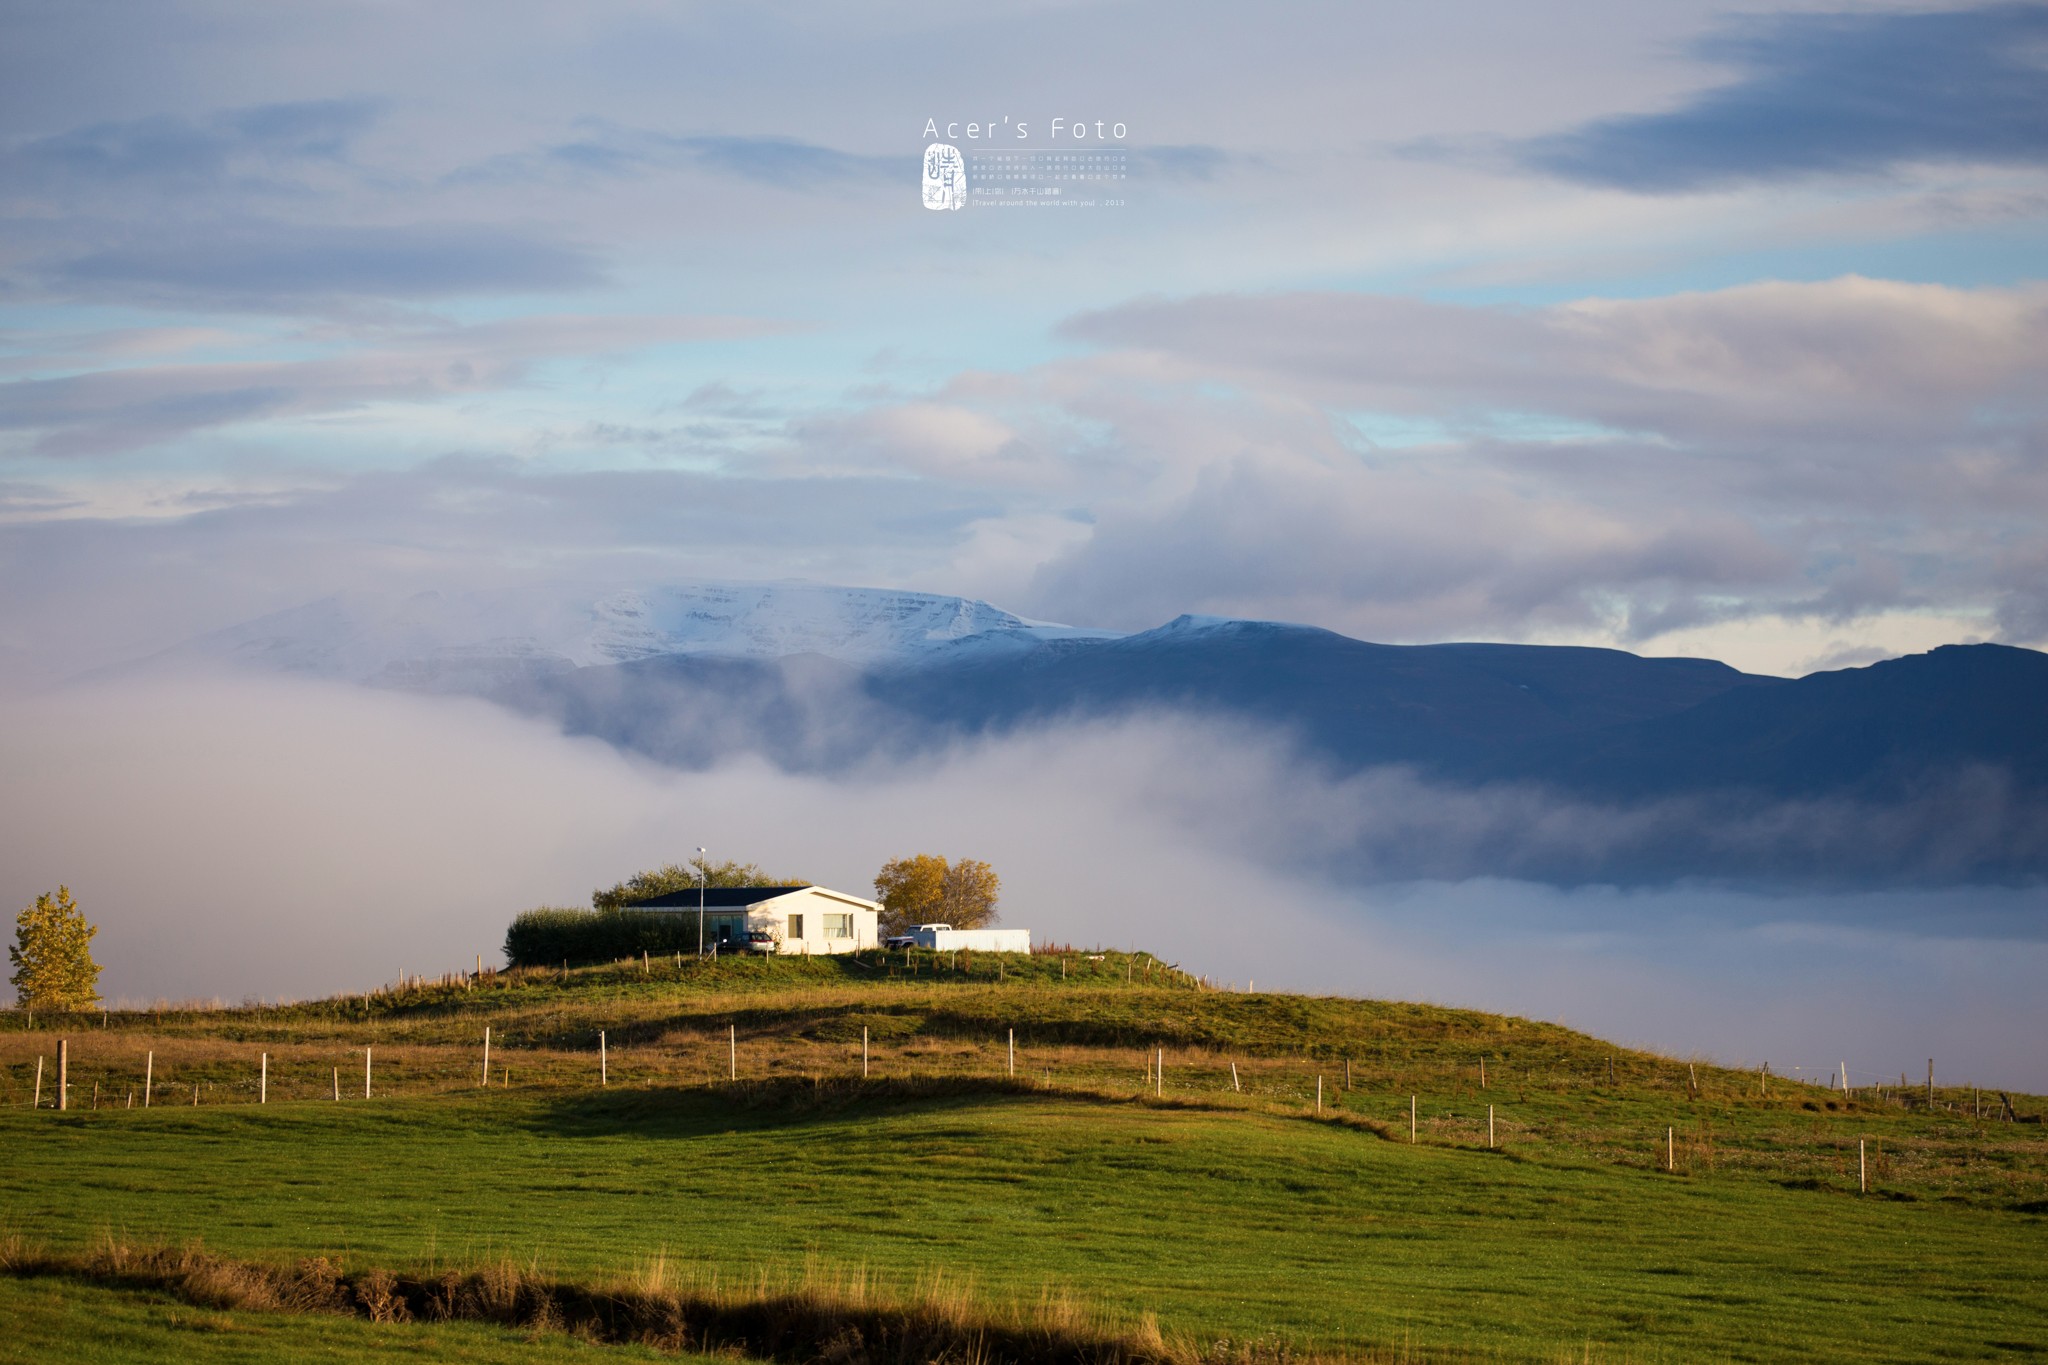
<box><xmin>750</xmin><ymin>887</ymin><xmax>881</xmax><ymax>955</ymax></box>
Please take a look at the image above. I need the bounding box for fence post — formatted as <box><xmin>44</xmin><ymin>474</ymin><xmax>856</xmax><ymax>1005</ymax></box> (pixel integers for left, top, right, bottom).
<box><xmin>1410</xmin><ymin>1095</ymin><xmax>1416</xmax><ymax>1143</ymax></box>
<box><xmin>729</xmin><ymin>1024</ymin><xmax>736</xmax><ymax>1081</ymax></box>
<box><xmin>1317</xmin><ymin>1074</ymin><xmax>1323</xmax><ymax>1114</ymax></box>
<box><xmin>1667</xmin><ymin>1127</ymin><xmax>1675</xmax><ymax>1172</ymax></box>
<box><xmin>260</xmin><ymin>1052</ymin><xmax>267</xmax><ymax>1104</ymax></box>
<box><xmin>1007</xmin><ymin>1028</ymin><xmax>1015</xmax><ymax>1078</ymax></box>
<box><xmin>481</xmin><ymin>1027</ymin><xmax>491</xmax><ymax>1087</ymax></box>
<box><xmin>58</xmin><ymin>1039</ymin><xmax>68</xmax><ymax>1110</ymax></box>
<box><xmin>863</xmin><ymin>1026</ymin><xmax>869</xmax><ymax>1079</ymax></box>
<box><xmin>1927</xmin><ymin>1059</ymin><xmax>1934</xmax><ymax>1109</ymax></box>
<box><xmin>1230</xmin><ymin>1061</ymin><xmax>1240</xmax><ymax>1093</ymax></box>
<box><xmin>1155</xmin><ymin>1048</ymin><xmax>1162</xmax><ymax>1098</ymax></box>
<box><xmin>1859</xmin><ymin>1138</ymin><xmax>1867</xmax><ymax>1193</ymax></box>
<box><xmin>364</xmin><ymin>1047</ymin><xmax>372</xmax><ymax>1099</ymax></box>
<box><xmin>600</xmin><ymin>1031</ymin><xmax>608</xmax><ymax>1087</ymax></box>
<box><xmin>144</xmin><ymin>1051</ymin><xmax>153</xmax><ymax>1108</ymax></box>
<box><xmin>33</xmin><ymin>1056</ymin><xmax>42</xmax><ymax>1109</ymax></box>
<box><xmin>1489</xmin><ymin>1104</ymin><xmax>1495</xmax><ymax>1149</ymax></box>
<box><xmin>332</xmin><ymin>1067</ymin><xmax>339</xmax><ymax>1101</ymax></box>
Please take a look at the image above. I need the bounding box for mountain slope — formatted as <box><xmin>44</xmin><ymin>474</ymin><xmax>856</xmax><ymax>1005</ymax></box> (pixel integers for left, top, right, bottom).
<box><xmin>1493</xmin><ymin>643</ymin><xmax>2048</xmax><ymax>799</ymax></box>
<box><xmin>867</xmin><ymin>615</ymin><xmax>1777</xmax><ymax>773</ymax></box>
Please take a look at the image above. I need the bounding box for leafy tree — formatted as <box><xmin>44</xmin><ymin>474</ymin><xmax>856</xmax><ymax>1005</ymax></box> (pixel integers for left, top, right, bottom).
<box><xmin>940</xmin><ymin>858</ymin><xmax>1000</xmax><ymax>929</ymax></box>
<box><xmin>873</xmin><ymin>855</ymin><xmax>999</xmax><ymax>936</ymax></box>
<box><xmin>592</xmin><ymin>856</ymin><xmax>806</xmax><ymax>911</ymax></box>
<box><xmin>873</xmin><ymin>854</ymin><xmax>947</xmax><ymax>936</ymax></box>
<box><xmin>10</xmin><ymin>886</ymin><xmax>102</xmax><ymax>1010</ymax></box>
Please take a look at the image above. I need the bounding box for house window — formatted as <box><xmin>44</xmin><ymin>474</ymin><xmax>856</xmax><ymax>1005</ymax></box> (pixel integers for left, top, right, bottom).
<box><xmin>788</xmin><ymin>913</ymin><xmax>805</xmax><ymax>940</ymax></box>
<box><xmin>823</xmin><ymin>912</ymin><xmax>853</xmax><ymax>940</ymax></box>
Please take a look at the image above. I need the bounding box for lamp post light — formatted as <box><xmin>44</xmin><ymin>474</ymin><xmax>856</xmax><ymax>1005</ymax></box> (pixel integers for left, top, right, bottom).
<box><xmin>696</xmin><ymin>846</ymin><xmax>708</xmax><ymax>958</ymax></box>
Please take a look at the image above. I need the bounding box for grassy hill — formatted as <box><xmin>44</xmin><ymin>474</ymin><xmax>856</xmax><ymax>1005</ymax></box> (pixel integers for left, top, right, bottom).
<box><xmin>3</xmin><ymin>950</ymin><xmax>2045</xmax><ymax>1363</ymax></box>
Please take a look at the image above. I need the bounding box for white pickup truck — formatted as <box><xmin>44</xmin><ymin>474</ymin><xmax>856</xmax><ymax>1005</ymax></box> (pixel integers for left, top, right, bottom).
<box><xmin>883</xmin><ymin>923</ymin><xmax>1032</xmax><ymax>953</ymax></box>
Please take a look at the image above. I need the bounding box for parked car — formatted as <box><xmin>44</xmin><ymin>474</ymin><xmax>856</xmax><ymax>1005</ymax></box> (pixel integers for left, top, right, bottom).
<box><xmin>743</xmin><ymin>930</ymin><xmax>778</xmax><ymax>954</ymax></box>
<box><xmin>884</xmin><ymin>922</ymin><xmax>951</xmax><ymax>949</ymax></box>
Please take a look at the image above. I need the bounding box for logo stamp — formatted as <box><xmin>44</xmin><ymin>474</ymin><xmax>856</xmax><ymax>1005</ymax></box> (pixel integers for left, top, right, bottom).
<box><xmin>922</xmin><ymin>143</ymin><xmax>966</xmax><ymax>210</ymax></box>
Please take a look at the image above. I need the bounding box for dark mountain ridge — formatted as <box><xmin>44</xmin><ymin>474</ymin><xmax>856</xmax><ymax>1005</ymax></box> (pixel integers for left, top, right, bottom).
<box><xmin>487</xmin><ymin>624</ymin><xmax>2047</xmax><ymax>884</ymax></box>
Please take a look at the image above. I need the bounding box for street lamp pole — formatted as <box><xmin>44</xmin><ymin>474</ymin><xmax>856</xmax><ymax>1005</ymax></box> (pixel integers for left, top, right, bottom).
<box><xmin>697</xmin><ymin>846</ymin><xmax>708</xmax><ymax>958</ymax></box>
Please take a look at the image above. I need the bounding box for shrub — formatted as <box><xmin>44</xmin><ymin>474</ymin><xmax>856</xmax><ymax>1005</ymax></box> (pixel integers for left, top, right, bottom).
<box><xmin>503</xmin><ymin>907</ymin><xmax>715</xmax><ymax>967</ymax></box>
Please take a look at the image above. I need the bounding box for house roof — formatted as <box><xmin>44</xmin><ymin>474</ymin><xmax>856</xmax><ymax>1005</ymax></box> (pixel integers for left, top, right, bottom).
<box><xmin>629</xmin><ymin>885</ymin><xmax>810</xmax><ymax>909</ymax></box>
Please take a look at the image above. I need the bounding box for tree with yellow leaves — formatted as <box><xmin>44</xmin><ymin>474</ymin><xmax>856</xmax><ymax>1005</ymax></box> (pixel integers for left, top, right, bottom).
<box><xmin>873</xmin><ymin>855</ymin><xmax>1000</xmax><ymax>936</ymax></box>
<box><xmin>10</xmin><ymin>886</ymin><xmax>102</xmax><ymax>1011</ymax></box>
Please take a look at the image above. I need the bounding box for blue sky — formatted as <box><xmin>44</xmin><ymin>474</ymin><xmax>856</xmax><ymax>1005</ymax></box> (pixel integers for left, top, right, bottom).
<box><xmin>3</xmin><ymin>0</ymin><xmax>2046</xmax><ymax>679</ymax></box>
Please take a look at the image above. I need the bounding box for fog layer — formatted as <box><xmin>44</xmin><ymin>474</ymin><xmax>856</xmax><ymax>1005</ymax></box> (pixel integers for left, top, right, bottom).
<box><xmin>3</xmin><ymin>674</ymin><xmax>2043</xmax><ymax>1088</ymax></box>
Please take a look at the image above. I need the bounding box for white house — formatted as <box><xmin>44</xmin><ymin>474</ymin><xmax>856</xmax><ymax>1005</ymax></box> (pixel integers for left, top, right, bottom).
<box><xmin>630</xmin><ymin>884</ymin><xmax>881</xmax><ymax>955</ymax></box>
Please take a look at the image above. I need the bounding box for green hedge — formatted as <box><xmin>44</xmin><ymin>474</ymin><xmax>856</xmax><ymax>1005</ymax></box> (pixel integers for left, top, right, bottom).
<box><xmin>503</xmin><ymin>907</ymin><xmax>715</xmax><ymax>967</ymax></box>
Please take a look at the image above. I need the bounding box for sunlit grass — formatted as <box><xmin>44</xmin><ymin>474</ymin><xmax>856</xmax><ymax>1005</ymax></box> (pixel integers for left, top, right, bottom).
<box><xmin>3</xmin><ymin>952</ymin><xmax>2046</xmax><ymax>1362</ymax></box>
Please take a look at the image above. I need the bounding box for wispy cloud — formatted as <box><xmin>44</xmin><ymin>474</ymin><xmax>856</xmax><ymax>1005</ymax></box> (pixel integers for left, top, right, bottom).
<box><xmin>1515</xmin><ymin>4</ymin><xmax>2048</xmax><ymax>191</ymax></box>
<box><xmin>0</xmin><ymin>314</ymin><xmax>792</xmax><ymax>456</ymax></box>
<box><xmin>46</xmin><ymin>222</ymin><xmax>602</xmax><ymax>308</ymax></box>
<box><xmin>450</xmin><ymin>124</ymin><xmax>899</xmax><ymax>191</ymax></box>
<box><xmin>3</xmin><ymin>99</ymin><xmax>382</xmax><ymax>194</ymax></box>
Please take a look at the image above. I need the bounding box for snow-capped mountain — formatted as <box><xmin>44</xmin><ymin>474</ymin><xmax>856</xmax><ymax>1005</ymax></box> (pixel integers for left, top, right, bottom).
<box><xmin>111</xmin><ymin>582</ymin><xmax>1124</xmax><ymax>690</ymax></box>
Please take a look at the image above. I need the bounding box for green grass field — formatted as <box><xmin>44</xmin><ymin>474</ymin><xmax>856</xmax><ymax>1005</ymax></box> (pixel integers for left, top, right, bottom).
<box><xmin>3</xmin><ymin>951</ymin><xmax>2044</xmax><ymax>1362</ymax></box>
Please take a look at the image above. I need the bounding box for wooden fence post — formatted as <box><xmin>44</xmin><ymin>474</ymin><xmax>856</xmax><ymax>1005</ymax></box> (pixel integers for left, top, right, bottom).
<box><xmin>332</xmin><ymin>1067</ymin><xmax>339</xmax><ymax>1102</ymax></box>
<box><xmin>33</xmin><ymin>1056</ymin><xmax>42</xmax><ymax>1109</ymax></box>
<box><xmin>1230</xmin><ymin>1061</ymin><xmax>1240</xmax><ymax>1093</ymax></box>
<box><xmin>1155</xmin><ymin>1048</ymin><xmax>1163</xmax><ymax>1098</ymax></box>
<box><xmin>364</xmin><ymin>1047</ymin><xmax>372</xmax><ymax>1099</ymax></box>
<box><xmin>481</xmin><ymin>1027</ymin><xmax>491</xmax><ymax>1087</ymax></box>
<box><xmin>1927</xmin><ymin>1059</ymin><xmax>1934</xmax><ymax>1109</ymax></box>
<box><xmin>1317</xmin><ymin>1075</ymin><xmax>1323</xmax><ymax>1114</ymax></box>
<box><xmin>1489</xmin><ymin>1105</ymin><xmax>1496</xmax><ymax>1148</ymax></box>
<box><xmin>1479</xmin><ymin>1057</ymin><xmax>1486</xmax><ymax>1089</ymax></box>
<box><xmin>600</xmin><ymin>1031</ymin><xmax>608</xmax><ymax>1087</ymax></box>
<box><xmin>1859</xmin><ymin>1138</ymin><xmax>1867</xmax><ymax>1193</ymax></box>
<box><xmin>260</xmin><ymin>1052</ymin><xmax>267</xmax><ymax>1104</ymax></box>
<box><xmin>1410</xmin><ymin>1095</ymin><xmax>1416</xmax><ymax>1143</ymax></box>
<box><xmin>1007</xmin><ymin>1028</ymin><xmax>1015</xmax><ymax>1078</ymax></box>
<box><xmin>1345</xmin><ymin>1058</ymin><xmax>1353</xmax><ymax>1090</ymax></box>
<box><xmin>1667</xmin><ymin>1127</ymin><xmax>1675</xmax><ymax>1172</ymax></box>
<box><xmin>863</xmin><ymin>1026</ymin><xmax>869</xmax><ymax>1079</ymax></box>
<box><xmin>144</xmin><ymin>1051</ymin><xmax>153</xmax><ymax>1108</ymax></box>
<box><xmin>729</xmin><ymin>1024</ymin><xmax>736</xmax><ymax>1081</ymax></box>
<box><xmin>58</xmin><ymin>1038</ymin><xmax>68</xmax><ymax>1110</ymax></box>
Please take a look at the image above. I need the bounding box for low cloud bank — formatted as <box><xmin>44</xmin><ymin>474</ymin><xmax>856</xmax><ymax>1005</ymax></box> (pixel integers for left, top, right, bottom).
<box><xmin>2</xmin><ymin>675</ymin><xmax>2043</xmax><ymax>1087</ymax></box>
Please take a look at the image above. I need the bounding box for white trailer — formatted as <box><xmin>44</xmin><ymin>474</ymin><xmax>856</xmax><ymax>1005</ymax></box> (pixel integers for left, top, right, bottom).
<box><xmin>891</xmin><ymin>924</ymin><xmax>1031</xmax><ymax>953</ymax></box>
